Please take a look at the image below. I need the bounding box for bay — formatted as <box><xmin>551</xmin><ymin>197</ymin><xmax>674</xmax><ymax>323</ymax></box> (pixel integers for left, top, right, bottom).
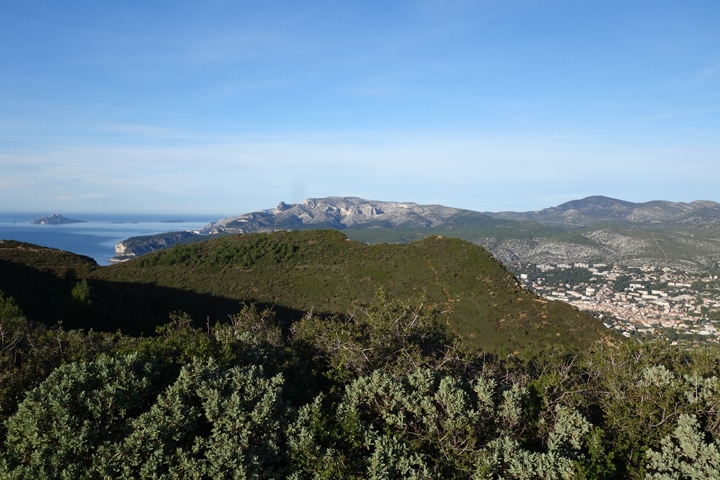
<box><xmin>0</xmin><ymin>213</ymin><xmax>220</xmax><ymax>266</ymax></box>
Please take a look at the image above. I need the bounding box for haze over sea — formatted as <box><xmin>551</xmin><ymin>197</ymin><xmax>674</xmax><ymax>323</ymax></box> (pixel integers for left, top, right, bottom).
<box><xmin>0</xmin><ymin>213</ymin><xmax>217</xmax><ymax>266</ymax></box>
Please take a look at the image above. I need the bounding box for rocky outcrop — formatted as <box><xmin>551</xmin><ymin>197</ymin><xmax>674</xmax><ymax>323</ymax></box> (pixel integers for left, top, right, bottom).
<box><xmin>111</xmin><ymin>231</ymin><xmax>197</xmax><ymax>262</ymax></box>
<box><xmin>202</xmin><ymin>197</ymin><xmax>492</xmax><ymax>234</ymax></box>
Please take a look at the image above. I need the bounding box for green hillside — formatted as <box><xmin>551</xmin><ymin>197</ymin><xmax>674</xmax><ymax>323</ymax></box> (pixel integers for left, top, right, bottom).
<box><xmin>0</xmin><ymin>230</ymin><xmax>614</xmax><ymax>353</ymax></box>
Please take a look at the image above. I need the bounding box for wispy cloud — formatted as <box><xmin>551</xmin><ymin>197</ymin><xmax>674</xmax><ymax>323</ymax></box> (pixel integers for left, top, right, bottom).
<box><xmin>99</xmin><ymin>123</ymin><xmax>182</xmax><ymax>138</ymax></box>
<box><xmin>339</xmin><ymin>85</ymin><xmax>396</xmax><ymax>97</ymax></box>
<box><xmin>4</xmin><ymin>125</ymin><xmax>717</xmax><ymax>211</ymax></box>
<box><xmin>178</xmin><ymin>33</ymin><xmax>296</xmax><ymax>64</ymax></box>
<box><xmin>680</xmin><ymin>59</ymin><xmax>720</xmax><ymax>91</ymax></box>
<box><xmin>412</xmin><ymin>0</ymin><xmax>507</xmax><ymax>37</ymax></box>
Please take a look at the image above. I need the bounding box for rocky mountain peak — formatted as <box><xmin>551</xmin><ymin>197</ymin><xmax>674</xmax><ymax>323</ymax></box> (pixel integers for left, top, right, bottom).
<box><xmin>203</xmin><ymin>197</ymin><xmax>491</xmax><ymax>234</ymax></box>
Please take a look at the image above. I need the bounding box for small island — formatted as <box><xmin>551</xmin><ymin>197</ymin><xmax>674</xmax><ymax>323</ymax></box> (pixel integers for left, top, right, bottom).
<box><xmin>30</xmin><ymin>214</ymin><xmax>86</xmax><ymax>225</ymax></box>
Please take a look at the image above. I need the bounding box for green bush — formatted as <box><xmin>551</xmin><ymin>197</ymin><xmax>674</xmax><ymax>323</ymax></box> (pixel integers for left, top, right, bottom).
<box><xmin>0</xmin><ymin>355</ymin><xmax>289</xmax><ymax>479</ymax></box>
<box><xmin>646</xmin><ymin>414</ymin><xmax>720</xmax><ymax>479</ymax></box>
<box><xmin>1</xmin><ymin>354</ymin><xmax>159</xmax><ymax>478</ymax></box>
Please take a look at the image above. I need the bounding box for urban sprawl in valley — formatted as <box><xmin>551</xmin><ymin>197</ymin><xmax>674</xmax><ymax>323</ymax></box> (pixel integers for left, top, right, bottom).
<box><xmin>514</xmin><ymin>262</ymin><xmax>720</xmax><ymax>346</ymax></box>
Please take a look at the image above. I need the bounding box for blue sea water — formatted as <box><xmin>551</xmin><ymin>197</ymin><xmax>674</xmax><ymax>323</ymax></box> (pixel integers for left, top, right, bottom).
<box><xmin>0</xmin><ymin>213</ymin><xmax>219</xmax><ymax>266</ymax></box>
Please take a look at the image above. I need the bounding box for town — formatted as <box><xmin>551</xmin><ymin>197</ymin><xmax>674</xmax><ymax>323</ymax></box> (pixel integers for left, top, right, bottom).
<box><xmin>513</xmin><ymin>262</ymin><xmax>720</xmax><ymax>346</ymax></box>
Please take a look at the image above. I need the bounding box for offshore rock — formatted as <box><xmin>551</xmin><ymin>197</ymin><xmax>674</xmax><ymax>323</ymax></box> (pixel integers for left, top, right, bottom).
<box><xmin>30</xmin><ymin>214</ymin><xmax>86</xmax><ymax>225</ymax></box>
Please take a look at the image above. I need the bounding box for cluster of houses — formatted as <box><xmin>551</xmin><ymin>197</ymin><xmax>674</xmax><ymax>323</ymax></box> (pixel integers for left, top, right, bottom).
<box><xmin>515</xmin><ymin>262</ymin><xmax>720</xmax><ymax>345</ymax></box>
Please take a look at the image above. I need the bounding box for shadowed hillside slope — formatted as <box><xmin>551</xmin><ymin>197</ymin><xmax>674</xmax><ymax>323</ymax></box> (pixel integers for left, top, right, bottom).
<box><xmin>97</xmin><ymin>229</ymin><xmax>618</xmax><ymax>354</ymax></box>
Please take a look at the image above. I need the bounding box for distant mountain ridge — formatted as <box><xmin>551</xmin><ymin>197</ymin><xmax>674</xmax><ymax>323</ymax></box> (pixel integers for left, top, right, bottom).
<box><xmin>202</xmin><ymin>195</ymin><xmax>720</xmax><ymax>234</ymax></box>
<box><xmin>480</xmin><ymin>196</ymin><xmax>720</xmax><ymax>270</ymax></box>
<box><xmin>202</xmin><ymin>197</ymin><xmax>492</xmax><ymax>234</ymax></box>
<box><xmin>113</xmin><ymin>196</ymin><xmax>720</xmax><ymax>272</ymax></box>
<box><xmin>487</xmin><ymin>195</ymin><xmax>720</xmax><ymax>226</ymax></box>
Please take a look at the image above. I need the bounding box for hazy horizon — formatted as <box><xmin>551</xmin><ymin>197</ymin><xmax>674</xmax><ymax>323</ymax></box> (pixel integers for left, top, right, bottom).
<box><xmin>4</xmin><ymin>192</ymin><xmax>720</xmax><ymax>218</ymax></box>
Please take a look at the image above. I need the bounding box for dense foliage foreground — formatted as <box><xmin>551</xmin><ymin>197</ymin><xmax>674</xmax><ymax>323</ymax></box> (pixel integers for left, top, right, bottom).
<box><xmin>1</xmin><ymin>290</ymin><xmax>720</xmax><ymax>479</ymax></box>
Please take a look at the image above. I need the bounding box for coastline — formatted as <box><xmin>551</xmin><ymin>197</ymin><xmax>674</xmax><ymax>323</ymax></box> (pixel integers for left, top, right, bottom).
<box><xmin>0</xmin><ymin>213</ymin><xmax>217</xmax><ymax>266</ymax></box>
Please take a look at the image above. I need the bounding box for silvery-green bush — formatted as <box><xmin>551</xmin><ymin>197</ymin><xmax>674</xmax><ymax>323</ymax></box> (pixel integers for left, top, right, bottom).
<box><xmin>0</xmin><ymin>355</ymin><xmax>288</xmax><ymax>479</ymax></box>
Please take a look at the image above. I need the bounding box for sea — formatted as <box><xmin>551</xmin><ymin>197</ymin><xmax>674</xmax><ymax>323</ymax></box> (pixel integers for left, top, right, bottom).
<box><xmin>0</xmin><ymin>213</ymin><xmax>221</xmax><ymax>266</ymax></box>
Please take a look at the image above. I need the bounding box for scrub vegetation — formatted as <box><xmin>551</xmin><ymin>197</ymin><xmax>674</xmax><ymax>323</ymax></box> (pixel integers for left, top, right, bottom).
<box><xmin>1</xmin><ymin>232</ymin><xmax>718</xmax><ymax>478</ymax></box>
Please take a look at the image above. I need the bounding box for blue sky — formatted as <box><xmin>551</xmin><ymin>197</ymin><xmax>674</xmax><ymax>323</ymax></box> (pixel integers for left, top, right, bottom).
<box><xmin>1</xmin><ymin>1</ymin><xmax>719</xmax><ymax>215</ymax></box>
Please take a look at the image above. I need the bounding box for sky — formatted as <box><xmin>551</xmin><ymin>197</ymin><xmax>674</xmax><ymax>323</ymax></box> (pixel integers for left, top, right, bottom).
<box><xmin>1</xmin><ymin>1</ymin><xmax>719</xmax><ymax>215</ymax></box>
